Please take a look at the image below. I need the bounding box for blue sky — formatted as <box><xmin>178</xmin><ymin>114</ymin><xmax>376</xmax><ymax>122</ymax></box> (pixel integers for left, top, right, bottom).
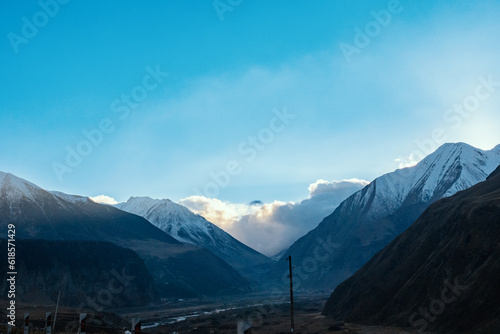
<box><xmin>2</xmin><ymin>0</ymin><xmax>500</xmax><ymax>206</ymax></box>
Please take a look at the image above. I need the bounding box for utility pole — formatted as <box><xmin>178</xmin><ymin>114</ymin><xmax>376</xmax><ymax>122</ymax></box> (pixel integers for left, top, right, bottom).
<box><xmin>287</xmin><ymin>255</ymin><xmax>295</xmax><ymax>333</ymax></box>
<box><xmin>53</xmin><ymin>290</ymin><xmax>61</xmax><ymax>333</ymax></box>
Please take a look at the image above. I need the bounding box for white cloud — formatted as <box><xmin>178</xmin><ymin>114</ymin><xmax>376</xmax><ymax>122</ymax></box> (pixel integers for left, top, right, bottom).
<box><xmin>395</xmin><ymin>154</ymin><xmax>421</xmax><ymax>169</ymax></box>
<box><xmin>179</xmin><ymin>196</ymin><xmax>260</xmax><ymax>228</ymax></box>
<box><xmin>179</xmin><ymin>179</ymin><xmax>368</xmax><ymax>257</ymax></box>
<box><xmin>308</xmin><ymin>178</ymin><xmax>370</xmax><ymax>197</ymax></box>
<box><xmin>90</xmin><ymin>195</ymin><xmax>118</xmax><ymax>205</ymax></box>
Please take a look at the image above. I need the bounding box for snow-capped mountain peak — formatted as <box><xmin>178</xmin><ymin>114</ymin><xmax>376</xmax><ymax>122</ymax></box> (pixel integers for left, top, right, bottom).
<box><xmin>0</xmin><ymin>171</ymin><xmax>43</xmax><ymax>202</ymax></box>
<box><xmin>367</xmin><ymin>142</ymin><xmax>500</xmax><ymax>219</ymax></box>
<box><xmin>117</xmin><ymin>196</ymin><xmax>162</xmax><ymax>216</ymax></box>
<box><xmin>409</xmin><ymin>142</ymin><xmax>499</xmax><ymax>199</ymax></box>
<box><xmin>116</xmin><ymin>196</ymin><xmax>216</xmax><ymax>245</ymax></box>
<box><xmin>116</xmin><ymin>196</ymin><xmax>273</xmax><ymax>278</ymax></box>
<box><xmin>50</xmin><ymin>191</ymin><xmax>92</xmax><ymax>204</ymax></box>
<box><xmin>279</xmin><ymin>142</ymin><xmax>500</xmax><ymax>290</ymax></box>
<box><xmin>121</xmin><ymin>196</ymin><xmax>195</xmax><ymax>218</ymax></box>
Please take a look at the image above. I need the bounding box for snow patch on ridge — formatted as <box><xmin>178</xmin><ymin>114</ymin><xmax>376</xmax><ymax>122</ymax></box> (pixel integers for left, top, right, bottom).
<box><xmin>116</xmin><ymin>196</ymin><xmax>216</xmax><ymax>245</ymax></box>
<box><xmin>365</xmin><ymin>143</ymin><xmax>500</xmax><ymax>221</ymax></box>
<box><xmin>0</xmin><ymin>171</ymin><xmax>42</xmax><ymax>202</ymax></box>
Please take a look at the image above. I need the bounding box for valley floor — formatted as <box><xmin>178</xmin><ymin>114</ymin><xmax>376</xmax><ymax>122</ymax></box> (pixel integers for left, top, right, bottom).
<box><xmin>116</xmin><ymin>294</ymin><xmax>420</xmax><ymax>334</ymax></box>
<box><xmin>1</xmin><ymin>295</ymin><xmax>421</xmax><ymax>333</ymax></box>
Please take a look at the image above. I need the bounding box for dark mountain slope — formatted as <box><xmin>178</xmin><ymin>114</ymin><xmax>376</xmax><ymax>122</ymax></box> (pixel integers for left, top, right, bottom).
<box><xmin>0</xmin><ymin>239</ymin><xmax>156</xmax><ymax>308</ymax></box>
<box><xmin>116</xmin><ymin>197</ymin><xmax>273</xmax><ymax>282</ymax></box>
<box><xmin>323</xmin><ymin>165</ymin><xmax>500</xmax><ymax>333</ymax></box>
<box><xmin>0</xmin><ymin>172</ymin><xmax>250</xmax><ymax>299</ymax></box>
<box><xmin>274</xmin><ymin>143</ymin><xmax>500</xmax><ymax>291</ymax></box>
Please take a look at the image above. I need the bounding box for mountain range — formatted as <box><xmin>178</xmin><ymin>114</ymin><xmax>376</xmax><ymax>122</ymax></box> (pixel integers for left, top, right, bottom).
<box><xmin>0</xmin><ymin>171</ymin><xmax>250</xmax><ymax>303</ymax></box>
<box><xmin>323</xmin><ymin>164</ymin><xmax>500</xmax><ymax>333</ymax></box>
<box><xmin>116</xmin><ymin>196</ymin><xmax>273</xmax><ymax>281</ymax></box>
<box><xmin>275</xmin><ymin>143</ymin><xmax>500</xmax><ymax>291</ymax></box>
<box><xmin>2</xmin><ymin>141</ymin><xmax>499</xmax><ymax>318</ymax></box>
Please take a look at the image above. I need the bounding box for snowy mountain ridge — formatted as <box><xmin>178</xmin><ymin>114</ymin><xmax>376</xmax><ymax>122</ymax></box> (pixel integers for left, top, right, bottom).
<box><xmin>278</xmin><ymin>142</ymin><xmax>500</xmax><ymax>290</ymax></box>
<box><xmin>116</xmin><ymin>196</ymin><xmax>217</xmax><ymax>245</ymax></box>
<box><xmin>0</xmin><ymin>172</ymin><xmax>252</xmax><ymax>297</ymax></box>
<box><xmin>50</xmin><ymin>191</ymin><xmax>93</xmax><ymax>205</ymax></box>
<box><xmin>348</xmin><ymin>142</ymin><xmax>500</xmax><ymax>223</ymax></box>
<box><xmin>0</xmin><ymin>172</ymin><xmax>84</xmax><ymax>218</ymax></box>
<box><xmin>116</xmin><ymin>196</ymin><xmax>273</xmax><ymax>280</ymax></box>
<box><xmin>0</xmin><ymin>171</ymin><xmax>43</xmax><ymax>202</ymax></box>
<box><xmin>0</xmin><ymin>172</ymin><xmax>95</xmax><ymax>210</ymax></box>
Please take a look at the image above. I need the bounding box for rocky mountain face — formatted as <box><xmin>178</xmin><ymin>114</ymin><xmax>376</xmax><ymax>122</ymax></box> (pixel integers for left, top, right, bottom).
<box><xmin>275</xmin><ymin>143</ymin><xmax>500</xmax><ymax>291</ymax></box>
<box><xmin>0</xmin><ymin>171</ymin><xmax>250</xmax><ymax>301</ymax></box>
<box><xmin>323</xmin><ymin>165</ymin><xmax>500</xmax><ymax>334</ymax></box>
<box><xmin>117</xmin><ymin>197</ymin><xmax>273</xmax><ymax>281</ymax></box>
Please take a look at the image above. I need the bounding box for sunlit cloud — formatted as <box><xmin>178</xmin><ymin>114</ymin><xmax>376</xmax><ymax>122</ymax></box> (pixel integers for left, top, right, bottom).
<box><xmin>180</xmin><ymin>179</ymin><xmax>368</xmax><ymax>256</ymax></box>
<box><xmin>179</xmin><ymin>195</ymin><xmax>260</xmax><ymax>229</ymax></box>
<box><xmin>308</xmin><ymin>178</ymin><xmax>370</xmax><ymax>197</ymax></box>
<box><xmin>395</xmin><ymin>154</ymin><xmax>421</xmax><ymax>169</ymax></box>
<box><xmin>90</xmin><ymin>195</ymin><xmax>118</xmax><ymax>205</ymax></box>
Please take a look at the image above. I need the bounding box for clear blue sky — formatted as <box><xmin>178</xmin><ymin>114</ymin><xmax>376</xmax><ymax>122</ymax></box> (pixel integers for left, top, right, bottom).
<box><xmin>1</xmin><ymin>0</ymin><xmax>500</xmax><ymax>203</ymax></box>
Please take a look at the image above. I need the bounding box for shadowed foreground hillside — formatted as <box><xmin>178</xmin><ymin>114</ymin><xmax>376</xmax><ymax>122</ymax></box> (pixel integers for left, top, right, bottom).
<box><xmin>0</xmin><ymin>239</ymin><xmax>156</xmax><ymax>308</ymax></box>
